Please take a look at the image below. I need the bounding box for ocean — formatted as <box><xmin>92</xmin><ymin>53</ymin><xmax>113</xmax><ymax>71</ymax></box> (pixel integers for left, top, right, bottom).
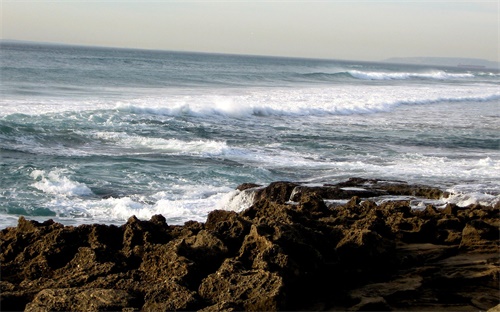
<box><xmin>1</xmin><ymin>42</ymin><xmax>499</xmax><ymax>229</ymax></box>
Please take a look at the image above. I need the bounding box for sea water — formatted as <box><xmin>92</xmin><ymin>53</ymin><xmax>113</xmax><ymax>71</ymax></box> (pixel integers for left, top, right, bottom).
<box><xmin>1</xmin><ymin>42</ymin><xmax>499</xmax><ymax>228</ymax></box>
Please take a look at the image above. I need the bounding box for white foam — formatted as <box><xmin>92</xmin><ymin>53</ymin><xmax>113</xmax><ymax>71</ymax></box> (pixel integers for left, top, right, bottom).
<box><xmin>0</xmin><ymin>98</ymin><xmax>115</xmax><ymax>117</ymax></box>
<box><xmin>339</xmin><ymin>155</ymin><xmax>499</xmax><ymax>181</ymax></box>
<box><xmin>66</xmin><ymin>185</ymin><xmax>237</xmax><ymax>224</ymax></box>
<box><xmin>30</xmin><ymin>169</ymin><xmax>93</xmax><ymax>196</ymax></box>
<box><xmin>445</xmin><ymin>183</ymin><xmax>500</xmax><ymax>207</ymax></box>
<box><xmin>112</xmin><ymin>85</ymin><xmax>500</xmax><ymax>118</ymax></box>
<box><xmin>445</xmin><ymin>192</ymin><xmax>499</xmax><ymax>207</ymax></box>
<box><xmin>1</xmin><ymin>83</ymin><xmax>498</xmax><ymax>119</ymax></box>
<box><xmin>216</xmin><ymin>189</ymin><xmax>257</xmax><ymax>212</ymax></box>
<box><xmin>91</xmin><ymin>131</ymin><xmax>231</xmax><ymax>156</ymax></box>
<box><xmin>340</xmin><ymin>187</ymin><xmax>368</xmax><ymax>191</ymax></box>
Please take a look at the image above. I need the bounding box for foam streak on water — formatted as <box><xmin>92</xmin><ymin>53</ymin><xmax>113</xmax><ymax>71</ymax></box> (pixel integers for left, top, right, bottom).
<box><xmin>1</xmin><ymin>42</ymin><xmax>499</xmax><ymax>228</ymax></box>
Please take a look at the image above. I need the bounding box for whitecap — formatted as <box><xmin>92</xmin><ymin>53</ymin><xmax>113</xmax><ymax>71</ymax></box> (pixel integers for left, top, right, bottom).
<box><xmin>30</xmin><ymin>169</ymin><xmax>93</xmax><ymax>196</ymax></box>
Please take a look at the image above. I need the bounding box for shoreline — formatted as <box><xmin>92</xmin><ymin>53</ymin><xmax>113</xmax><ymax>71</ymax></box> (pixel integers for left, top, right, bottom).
<box><xmin>1</xmin><ymin>178</ymin><xmax>499</xmax><ymax>311</ymax></box>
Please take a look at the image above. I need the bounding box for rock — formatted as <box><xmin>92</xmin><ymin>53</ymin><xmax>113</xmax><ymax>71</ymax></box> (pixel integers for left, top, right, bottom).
<box><xmin>442</xmin><ymin>203</ymin><xmax>460</xmax><ymax>215</ymax></box>
<box><xmin>24</xmin><ymin>288</ymin><xmax>138</xmax><ymax>312</ymax></box>
<box><xmin>290</xmin><ymin>185</ymin><xmax>381</xmax><ymax>201</ymax></box>
<box><xmin>0</xmin><ymin>291</ymin><xmax>33</xmax><ymax>312</ymax></box>
<box><xmin>252</xmin><ymin>181</ymin><xmax>299</xmax><ymax>203</ymax></box>
<box><xmin>236</xmin><ymin>183</ymin><xmax>262</xmax><ymax>191</ymax></box>
<box><xmin>142</xmin><ymin>282</ymin><xmax>198</xmax><ymax>311</ymax></box>
<box><xmin>205</xmin><ymin>210</ymin><xmax>251</xmax><ymax>252</ymax></box>
<box><xmin>348</xmin><ymin>296</ymin><xmax>391</xmax><ymax>311</ymax></box>
<box><xmin>335</xmin><ymin>229</ymin><xmax>395</xmax><ymax>268</ymax></box>
<box><xmin>0</xmin><ymin>178</ymin><xmax>498</xmax><ymax>311</ymax></box>
<box><xmin>297</xmin><ymin>192</ymin><xmax>328</xmax><ymax>215</ymax></box>
<box><xmin>460</xmin><ymin>220</ymin><xmax>499</xmax><ymax>251</ymax></box>
<box><xmin>334</xmin><ymin>177</ymin><xmax>445</xmax><ymax>199</ymax></box>
<box><xmin>198</xmin><ymin>259</ymin><xmax>284</xmax><ymax>311</ymax></box>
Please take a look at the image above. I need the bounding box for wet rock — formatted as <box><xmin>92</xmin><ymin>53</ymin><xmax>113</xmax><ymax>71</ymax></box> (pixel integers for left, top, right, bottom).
<box><xmin>334</xmin><ymin>177</ymin><xmax>445</xmax><ymax>199</ymax></box>
<box><xmin>291</xmin><ymin>185</ymin><xmax>381</xmax><ymax>201</ymax></box>
<box><xmin>236</xmin><ymin>183</ymin><xmax>262</xmax><ymax>191</ymax></box>
<box><xmin>252</xmin><ymin>181</ymin><xmax>299</xmax><ymax>203</ymax></box>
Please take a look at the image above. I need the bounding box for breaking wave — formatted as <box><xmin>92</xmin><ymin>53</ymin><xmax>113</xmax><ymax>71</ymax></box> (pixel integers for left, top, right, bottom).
<box><xmin>115</xmin><ymin>89</ymin><xmax>500</xmax><ymax>118</ymax></box>
<box><xmin>31</xmin><ymin>169</ymin><xmax>93</xmax><ymax>197</ymax></box>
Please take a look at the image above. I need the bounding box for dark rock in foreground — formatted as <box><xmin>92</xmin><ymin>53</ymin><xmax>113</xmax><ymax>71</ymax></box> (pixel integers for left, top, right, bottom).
<box><xmin>1</xmin><ymin>178</ymin><xmax>499</xmax><ymax>311</ymax></box>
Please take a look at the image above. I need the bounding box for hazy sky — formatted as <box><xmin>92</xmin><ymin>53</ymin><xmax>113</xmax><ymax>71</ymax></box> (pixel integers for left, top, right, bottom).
<box><xmin>1</xmin><ymin>1</ymin><xmax>498</xmax><ymax>61</ymax></box>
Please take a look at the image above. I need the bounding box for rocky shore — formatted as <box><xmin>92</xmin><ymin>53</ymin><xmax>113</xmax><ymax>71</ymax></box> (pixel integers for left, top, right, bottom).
<box><xmin>1</xmin><ymin>178</ymin><xmax>499</xmax><ymax>311</ymax></box>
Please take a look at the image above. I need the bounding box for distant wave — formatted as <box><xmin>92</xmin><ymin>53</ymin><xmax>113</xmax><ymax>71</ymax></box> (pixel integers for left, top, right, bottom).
<box><xmin>346</xmin><ymin>70</ymin><xmax>475</xmax><ymax>80</ymax></box>
<box><xmin>298</xmin><ymin>70</ymin><xmax>476</xmax><ymax>81</ymax></box>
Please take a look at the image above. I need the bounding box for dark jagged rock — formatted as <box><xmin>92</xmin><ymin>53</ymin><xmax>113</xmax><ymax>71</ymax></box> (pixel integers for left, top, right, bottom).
<box><xmin>24</xmin><ymin>288</ymin><xmax>140</xmax><ymax>312</ymax></box>
<box><xmin>236</xmin><ymin>183</ymin><xmax>262</xmax><ymax>192</ymax></box>
<box><xmin>333</xmin><ymin>177</ymin><xmax>447</xmax><ymax>199</ymax></box>
<box><xmin>252</xmin><ymin>181</ymin><xmax>299</xmax><ymax>204</ymax></box>
<box><xmin>1</xmin><ymin>179</ymin><xmax>499</xmax><ymax>311</ymax></box>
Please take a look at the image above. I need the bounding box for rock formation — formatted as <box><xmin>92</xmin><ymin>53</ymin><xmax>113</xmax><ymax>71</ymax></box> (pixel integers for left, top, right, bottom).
<box><xmin>1</xmin><ymin>178</ymin><xmax>499</xmax><ymax>311</ymax></box>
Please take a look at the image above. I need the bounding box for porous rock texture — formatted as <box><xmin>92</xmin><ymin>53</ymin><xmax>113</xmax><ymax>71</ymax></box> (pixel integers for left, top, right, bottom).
<box><xmin>1</xmin><ymin>178</ymin><xmax>499</xmax><ymax>311</ymax></box>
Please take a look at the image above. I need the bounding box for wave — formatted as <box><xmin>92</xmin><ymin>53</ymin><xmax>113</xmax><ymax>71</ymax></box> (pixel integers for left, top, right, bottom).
<box><xmin>346</xmin><ymin>70</ymin><xmax>475</xmax><ymax>80</ymax></box>
<box><xmin>295</xmin><ymin>70</ymin><xmax>482</xmax><ymax>82</ymax></box>
<box><xmin>2</xmin><ymin>84</ymin><xmax>499</xmax><ymax>120</ymax></box>
<box><xmin>0</xmin><ymin>128</ymin><xmax>236</xmax><ymax>158</ymax></box>
<box><xmin>116</xmin><ymin>90</ymin><xmax>500</xmax><ymax>118</ymax></box>
<box><xmin>91</xmin><ymin>131</ymin><xmax>233</xmax><ymax>156</ymax></box>
<box><xmin>30</xmin><ymin>169</ymin><xmax>93</xmax><ymax>197</ymax></box>
<box><xmin>298</xmin><ymin>70</ymin><xmax>479</xmax><ymax>81</ymax></box>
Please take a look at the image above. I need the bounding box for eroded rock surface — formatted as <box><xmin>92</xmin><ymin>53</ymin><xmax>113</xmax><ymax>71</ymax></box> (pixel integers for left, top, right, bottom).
<box><xmin>1</xmin><ymin>178</ymin><xmax>499</xmax><ymax>311</ymax></box>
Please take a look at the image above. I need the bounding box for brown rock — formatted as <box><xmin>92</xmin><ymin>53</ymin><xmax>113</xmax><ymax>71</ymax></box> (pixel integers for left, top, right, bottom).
<box><xmin>198</xmin><ymin>259</ymin><xmax>284</xmax><ymax>311</ymax></box>
<box><xmin>236</xmin><ymin>183</ymin><xmax>261</xmax><ymax>191</ymax></box>
<box><xmin>142</xmin><ymin>282</ymin><xmax>198</xmax><ymax>311</ymax></box>
<box><xmin>335</xmin><ymin>229</ymin><xmax>395</xmax><ymax>267</ymax></box>
<box><xmin>205</xmin><ymin>210</ymin><xmax>251</xmax><ymax>252</ymax></box>
<box><xmin>460</xmin><ymin>220</ymin><xmax>499</xmax><ymax>251</ymax></box>
<box><xmin>24</xmin><ymin>288</ymin><xmax>138</xmax><ymax>312</ymax></box>
<box><xmin>1</xmin><ymin>179</ymin><xmax>498</xmax><ymax>311</ymax></box>
<box><xmin>252</xmin><ymin>181</ymin><xmax>299</xmax><ymax>203</ymax></box>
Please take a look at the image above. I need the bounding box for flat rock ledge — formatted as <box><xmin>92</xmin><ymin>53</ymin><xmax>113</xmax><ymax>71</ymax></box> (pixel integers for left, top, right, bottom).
<box><xmin>1</xmin><ymin>178</ymin><xmax>499</xmax><ymax>311</ymax></box>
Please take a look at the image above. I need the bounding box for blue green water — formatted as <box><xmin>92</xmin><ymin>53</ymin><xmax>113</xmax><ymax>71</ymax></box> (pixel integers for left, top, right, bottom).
<box><xmin>1</xmin><ymin>42</ymin><xmax>499</xmax><ymax>228</ymax></box>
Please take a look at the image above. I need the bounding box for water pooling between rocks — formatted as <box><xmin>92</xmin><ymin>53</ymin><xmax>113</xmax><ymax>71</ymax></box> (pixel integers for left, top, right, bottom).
<box><xmin>1</xmin><ymin>178</ymin><xmax>499</xmax><ymax>311</ymax></box>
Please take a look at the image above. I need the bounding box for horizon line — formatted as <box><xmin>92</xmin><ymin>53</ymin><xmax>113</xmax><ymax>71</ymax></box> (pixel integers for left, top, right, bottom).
<box><xmin>1</xmin><ymin>38</ymin><xmax>498</xmax><ymax>69</ymax></box>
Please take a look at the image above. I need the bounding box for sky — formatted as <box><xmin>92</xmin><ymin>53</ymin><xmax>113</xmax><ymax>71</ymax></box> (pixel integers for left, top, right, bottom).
<box><xmin>1</xmin><ymin>0</ymin><xmax>498</xmax><ymax>62</ymax></box>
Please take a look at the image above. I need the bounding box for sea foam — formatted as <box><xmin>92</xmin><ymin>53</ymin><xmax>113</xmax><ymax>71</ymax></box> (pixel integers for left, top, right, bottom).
<box><xmin>113</xmin><ymin>85</ymin><xmax>500</xmax><ymax>118</ymax></box>
<box><xmin>91</xmin><ymin>131</ymin><xmax>231</xmax><ymax>156</ymax></box>
<box><xmin>30</xmin><ymin>169</ymin><xmax>93</xmax><ymax>197</ymax></box>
